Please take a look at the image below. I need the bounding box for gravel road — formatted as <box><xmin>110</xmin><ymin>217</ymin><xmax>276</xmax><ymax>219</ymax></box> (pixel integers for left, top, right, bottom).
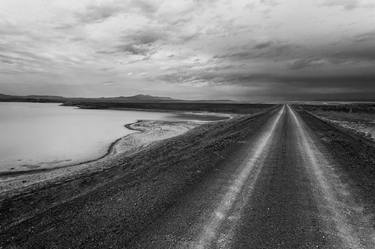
<box><xmin>127</xmin><ymin>106</ymin><xmax>375</xmax><ymax>249</ymax></box>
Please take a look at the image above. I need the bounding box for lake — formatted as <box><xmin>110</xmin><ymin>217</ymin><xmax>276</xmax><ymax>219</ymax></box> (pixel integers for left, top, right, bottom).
<box><xmin>0</xmin><ymin>102</ymin><xmax>181</xmax><ymax>172</ymax></box>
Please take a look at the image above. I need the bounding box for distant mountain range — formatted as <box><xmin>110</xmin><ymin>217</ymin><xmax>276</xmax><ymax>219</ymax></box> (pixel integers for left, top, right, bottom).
<box><xmin>0</xmin><ymin>93</ymin><xmax>179</xmax><ymax>103</ymax></box>
<box><xmin>0</xmin><ymin>93</ymin><xmax>234</xmax><ymax>104</ymax></box>
<box><xmin>99</xmin><ymin>94</ymin><xmax>178</xmax><ymax>102</ymax></box>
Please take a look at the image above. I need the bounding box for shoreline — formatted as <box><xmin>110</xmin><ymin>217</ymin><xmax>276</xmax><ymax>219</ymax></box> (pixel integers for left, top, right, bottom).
<box><xmin>0</xmin><ymin>119</ymin><xmax>182</xmax><ymax>177</ymax></box>
<box><xmin>0</xmin><ymin>109</ymin><xmax>233</xmax><ymax>177</ymax></box>
<box><xmin>0</xmin><ymin>108</ymin><xmax>240</xmax><ymax>197</ymax></box>
<box><xmin>124</xmin><ymin>120</ymin><xmax>146</xmax><ymax>132</ymax></box>
<box><xmin>0</xmin><ymin>113</ymin><xmax>230</xmax><ymax>177</ymax></box>
<box><xmin>0</xmin><ymin>119</ymin><xmax>201</xmax><ymax>194</ymax></box>
<box><xmin>0</xmin><ymin>129</ymin><xmax>131</xmax><ymax>178</ymax></box>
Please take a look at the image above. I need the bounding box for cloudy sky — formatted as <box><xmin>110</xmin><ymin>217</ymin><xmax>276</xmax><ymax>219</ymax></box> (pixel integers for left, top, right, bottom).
<box><xmin>0</xmin><ymin>0</ymin><xmax>374</xmax><ymax>101</ymax></box>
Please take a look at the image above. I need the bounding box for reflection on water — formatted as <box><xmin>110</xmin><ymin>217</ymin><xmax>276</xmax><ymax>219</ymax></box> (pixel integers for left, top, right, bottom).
<box><xmin>0</xmin><ymin>102</ymin><xmax>175</xmax><ymax>171</ymax></box>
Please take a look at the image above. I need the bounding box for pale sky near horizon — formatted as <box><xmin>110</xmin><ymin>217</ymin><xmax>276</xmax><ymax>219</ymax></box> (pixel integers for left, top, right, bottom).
<box><xmin>0</xmin><ymin>0</ymin><xmax>374</xmax><ymax>101</ymax></box>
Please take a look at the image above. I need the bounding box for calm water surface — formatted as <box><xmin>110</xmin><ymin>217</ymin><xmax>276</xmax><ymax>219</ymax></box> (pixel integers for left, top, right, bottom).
<box><xmin>0</xmin><ymin>102</ymin><xmax>176</xmax><ymax>171</ymax></box>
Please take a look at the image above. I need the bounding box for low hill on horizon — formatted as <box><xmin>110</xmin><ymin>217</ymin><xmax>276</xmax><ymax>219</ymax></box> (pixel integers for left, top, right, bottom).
<box><xmin>0</xmin><ymin>93</ymin><xmax>235</xmax><ymax>104</ymax></box>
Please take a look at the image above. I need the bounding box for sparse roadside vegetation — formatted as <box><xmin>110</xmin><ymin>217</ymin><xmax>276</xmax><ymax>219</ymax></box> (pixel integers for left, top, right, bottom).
<box><xmin>296</xmin><ymin>104</ymin><xmax>375</xmax><ymax>141</ymax></box>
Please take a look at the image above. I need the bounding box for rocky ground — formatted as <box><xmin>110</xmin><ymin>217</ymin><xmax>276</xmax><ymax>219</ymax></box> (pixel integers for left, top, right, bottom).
<box><xmin>306</xmin><ymin>110</ymin><xmax>375</xmax><ymax>141</ymax></box>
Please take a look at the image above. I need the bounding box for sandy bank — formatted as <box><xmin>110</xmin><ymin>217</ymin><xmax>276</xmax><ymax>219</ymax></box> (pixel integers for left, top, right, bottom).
<box><xmin>0</xmin><ymin>119</ymin><xmax>198</xmax><ymax>194</ymax></box>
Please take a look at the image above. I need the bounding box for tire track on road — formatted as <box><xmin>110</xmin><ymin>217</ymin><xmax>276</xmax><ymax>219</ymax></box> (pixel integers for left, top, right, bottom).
<box><xmin>289</xmin><ymin>105</ymin><xmax>375</xmax><ymax>249</ymax></box>
<box><xmin>187</xmin><ymin>106</ymin><xmax>285</xmax><ymax>249</ymax></box>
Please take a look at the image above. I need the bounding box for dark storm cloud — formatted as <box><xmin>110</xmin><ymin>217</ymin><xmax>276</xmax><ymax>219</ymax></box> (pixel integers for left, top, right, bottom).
<box><xmin>253</xmin><ymin>41</ymin><xmax>274</xmax><ymax>49</ymax></box>
<box><xmin>114</xmin><ymin>44</ymin><xmax>151</xmax><ymax>56</ymax></box>
<box><xmin>97</xmin><ymin>29</ymin><xmax>165</xmax><ymax>56</ymax></box>
<box><xmin>265</xmin><ymin>74</ymin><xmax>375</xmax><ymax>89</ymax></box>
<box><xmin>130</xmin><ymin>0</ymin><xmax>159</xmax><ymax>14</ymax></box>
<box><xmin>235</xmin><ymin>73</ymin><xmax>375</xmax><ymax>90</ymax></box>
<box><xmin>354</xmin><ymin>31</ymin><xmax>375</xmax><ymax>42</ymax></box>
<box><xmin>321</xmin><ymin>0</ymin><xmax>375</xmax><ymax>10</ymax></box>
<box><xmin>279</xmin><ymin>41</ymin><xmax>375</xmax><ymax>71</ymax></box>
<box><xmin>226</xmin><ymin>72</ymin><xmax>375</xmax><ymax>101</ymax></box>
<box><xmin>0</xmin><ymin>47</ymin><xmax>53</xmax><ymax>69</ymax></box>
<box><xmin>223</xmin><ymin>39</ymin><xmax>375</xmax><ymax>69</ymax></box>
<box><xmin>0</xmin><ymin>56</ymin><xmax>14</xmax><ymax>65</ymax></box>
<box><xmin>260</xmin><ymin>0</ymin><xmax>280</xmax><ymax>7</ymax></box>
<box><xmin>287</xmin><ymin>58</ymin><xmax>326</xmax><ymax>70</ymax></box>
<box><xmin>124</xmin><ymin>31</ymin><xmax>164</xmax><ymax>46</ymax></box>
<box><xmin>331</xmin><ymin>45</ymin><xmax>375</xmax><ymax>62</ymax></box>
<box><xmin>75</xmin><ymin>0</ymin><xmax>159</xmax><ymax>24</ymax></box>
<box><xmin>0</xmin><ymin>54</ymin><xmax>30</xmax><ymax>65</ymax></box>
<box><xmin>159</xmin><ymin>63</ymin><xmax>375</xmax><ymax>93</ymax></box>
<box><xmin>76</xmin><ymin>4</ymin><xmax>121</xmax><ymax>23</ymax></box>
<box><xmin>215</xmin><ymin>41</ymin><xmax>295</xmax><ymax>61</ymax></box>
<box><xmin>322</xmin><ymin>0</ymin><xmax>359</xmax><ymax>10</ymax></box>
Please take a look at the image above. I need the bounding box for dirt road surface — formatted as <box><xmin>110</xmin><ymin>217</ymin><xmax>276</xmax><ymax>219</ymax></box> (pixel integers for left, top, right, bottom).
<box><xmin>127</xmin><ymin>106</ymin><xmax>375</xmax><ymax>249</ymax></box>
